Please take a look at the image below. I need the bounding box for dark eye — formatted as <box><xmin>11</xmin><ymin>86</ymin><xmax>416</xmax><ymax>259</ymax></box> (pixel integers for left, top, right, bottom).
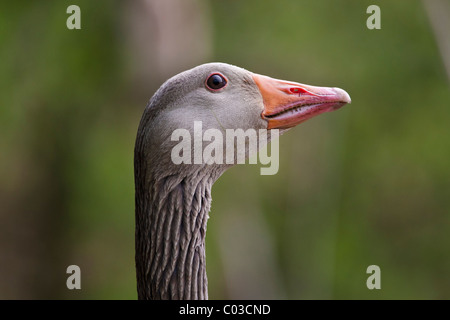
<box><xmin>206</xmin><ymin>73</ymin><xmax>227</xmax><ymax>91</ymax></box>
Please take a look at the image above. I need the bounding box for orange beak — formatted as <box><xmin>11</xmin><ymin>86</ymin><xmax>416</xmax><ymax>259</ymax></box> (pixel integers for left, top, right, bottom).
<box><xmin>252</xmin><ymin>74</ymin><xmax>351</xmax><ymax>129</ymax></box>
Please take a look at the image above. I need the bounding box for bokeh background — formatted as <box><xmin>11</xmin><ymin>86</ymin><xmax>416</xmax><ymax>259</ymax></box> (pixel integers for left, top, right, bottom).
<box><xmin>1</xmin><ymin>0</ymin><xmax>449</xmax><ymax>299</ymax></box>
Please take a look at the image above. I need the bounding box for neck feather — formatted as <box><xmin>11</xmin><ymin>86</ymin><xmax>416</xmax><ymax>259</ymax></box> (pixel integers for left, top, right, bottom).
<box><xmin>135</xmin><ymin>168</ymin><xmax>217</xmax><ymax>300</ymax></box>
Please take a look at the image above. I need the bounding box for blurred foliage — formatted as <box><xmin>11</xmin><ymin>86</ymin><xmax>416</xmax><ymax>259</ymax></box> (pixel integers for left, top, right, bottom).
<box><xmin>0</xmin><ymin>0</ymin><xmax>449</xmax><ymax>299</ymax></box>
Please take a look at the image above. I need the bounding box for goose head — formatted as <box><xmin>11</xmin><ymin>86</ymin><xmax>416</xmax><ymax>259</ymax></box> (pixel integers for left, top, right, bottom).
<box><xmin>136</xmin><ymin>62</ymin><xmax>351</xmax><ymax>179</ymax></box>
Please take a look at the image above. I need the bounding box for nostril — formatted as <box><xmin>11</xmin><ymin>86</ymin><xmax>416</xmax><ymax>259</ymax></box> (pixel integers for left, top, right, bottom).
<box><xmin>289</xmin><ymin>87</ymin><xmax>308</xmax><ymax>94</ymax></box>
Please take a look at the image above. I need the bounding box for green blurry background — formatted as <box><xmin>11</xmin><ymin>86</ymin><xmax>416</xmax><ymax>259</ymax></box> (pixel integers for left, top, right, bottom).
<box><xmin>1</xmin><ymin>0</ymin><xmax>449</xmax><ymax>299</ymax></box>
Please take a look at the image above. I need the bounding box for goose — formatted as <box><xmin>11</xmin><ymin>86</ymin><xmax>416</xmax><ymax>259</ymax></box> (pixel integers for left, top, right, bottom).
<box><xmin>134</xmin><ymin>62</ymin><xmax>351</xmax><ymax>300</ymax></box>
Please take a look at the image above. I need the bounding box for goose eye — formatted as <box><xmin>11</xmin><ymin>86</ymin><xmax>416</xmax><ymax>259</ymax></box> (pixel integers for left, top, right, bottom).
<box><xmin>206</xmin><ymin>73</ymin><xmax>227</xmax><ymax>91</ymax></box>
